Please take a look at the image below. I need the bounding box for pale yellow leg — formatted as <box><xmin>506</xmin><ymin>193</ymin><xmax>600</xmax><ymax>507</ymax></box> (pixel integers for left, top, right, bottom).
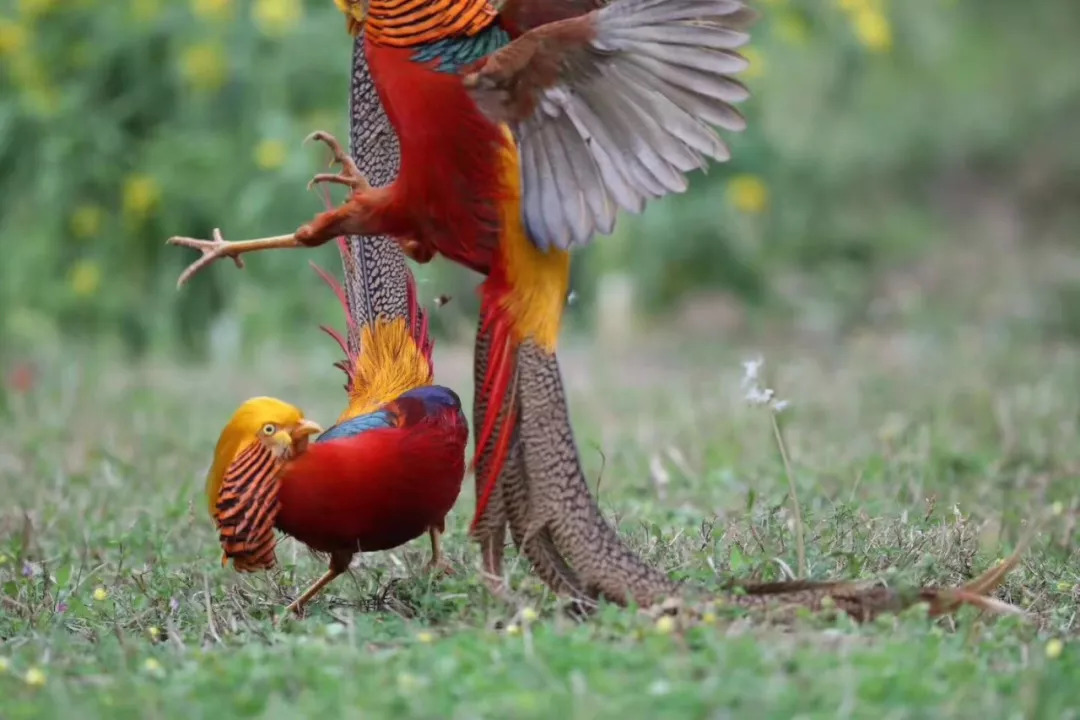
<box><xmin>424</xmin><ymin>527</ymin><xmax>455</xmax><ymax>576</ymax></box>
<box><xmin>285</xmin><ymin>568</ymin><xmax>343</xmax><ymax>616</ymax></box>
<box><xmin>169</xmin><ymin>231</ymin><xmax>303</xmax><ymax>288</ymax></box>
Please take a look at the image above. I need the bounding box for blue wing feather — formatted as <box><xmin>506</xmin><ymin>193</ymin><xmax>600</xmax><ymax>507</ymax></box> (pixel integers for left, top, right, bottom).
<box><xmin>316</xmin><ymin>386</ymin><xmax>462</xmax><ymax>443</ymax></box>
<box><xmin>317</xmin><ymin>409</ymin><xmax>397</xmax><ymax>443</ymax></box>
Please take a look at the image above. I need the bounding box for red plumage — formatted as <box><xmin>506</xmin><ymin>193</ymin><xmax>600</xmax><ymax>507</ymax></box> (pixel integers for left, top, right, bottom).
<box><xmin>270</xmin><ymin>239</ymin><xmax>467</xmax><ymax>614</ymax></box>
<box><xmin>276</xmin><ymin>405</ymin><xmax>468</xmax><ymax>554</ymax></box>
<box><xmin>322</xmin><ymin>42</ymin><xmax>509</xmax><ymax>276</ymax></box>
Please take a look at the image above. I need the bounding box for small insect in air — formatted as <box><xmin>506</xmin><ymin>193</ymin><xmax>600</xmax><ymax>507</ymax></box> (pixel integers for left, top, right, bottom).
<box><xmin>434</xmin><ymin>294</ymin><xmax>452</xmax><ymax>308</ymax></box>
<box><xmin>566</xmin><ymin>290</ymin><xmax>578</xmax><ymax>306</ymax></box>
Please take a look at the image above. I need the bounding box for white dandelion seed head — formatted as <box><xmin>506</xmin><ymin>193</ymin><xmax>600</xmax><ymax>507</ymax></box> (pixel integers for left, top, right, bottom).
<box><xmin>741</xmin><ymin>355</ymin><xmax>764</xmax><ymax>387</ymax></box>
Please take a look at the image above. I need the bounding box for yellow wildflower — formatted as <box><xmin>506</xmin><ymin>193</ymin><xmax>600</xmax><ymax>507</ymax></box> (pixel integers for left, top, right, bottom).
<box><xmin>1046</xmin><ymin>639</ymin><xmax>1064</xmax><ymax>660</ymax></box>
<box><xmin>520</xmin><ymin>607</ymin><xmax>539</xmax><ymax>623</ymax></box>
<box><xmin>416</xmin><ymin>631</ymin><xmax>435</xmax><ymax>644</ymax></box>
<box><xmin>505</xmin><ymin>623</ymin><xmax>521</xmax><ymax>636</ymax></box>
<box><xmin>24</xmin><ymin>667</ymin><xmax>46</xmax><ymax>686</ymax></box>
<box><xmin>853</xmin><ymin>8</ymin><xmax>892</xmax><ymax>53</ymax></box>
<box><xmin>655</xmin><ymin>615</ymin><xmax>676</xmax><ymax>634</ymax></box>
<box><xmin>252</xmin><ymin>0</ymin><xmax>302</xmax><ymax>38</ymax></box>
<box><xmin>143</xmin><ymin>658</ymin><xmax>162</xmax><ymax>673</ymax></box>
<box><xmin>740</xmin><ymin>47</ymin><xmax>764</xmax><ymax>80</ymax></box>
<box><xmin>70</xmin><ymin>204</ymin><xmax>104</xmax><ymax>238</ymax></box>
<box><xmin>69</xmin><ymin>261</ymin><xmax>102</xmax><ymax>298</ymax></box>
<box><xmin>148</xmin><ymin>626</ymin><xmax>161</xmax><ymax>640</ymax></box>
<box><xmin>18</xmin><ymin>0</ymin><xmax>58</xmax><ymax>18</ymax></box>
<box><xmin>253</xmin><ymin>139</ymin><xmax>287</xmax><ymax>170</ymax></box>
<box><xmin>0</xmin><ymin>19</ymin><xmax>28</xmax><ymax>56</ymax></box>
<box><xmin>726</xmin><ymin>174</ymin><xmax>769</xmax><ymax>215</ymax></box>
<box><xmin>122</xmin><ymin>174</ymin><xmax>161</xmax><ymax>220</ymax></box>
<box><xmin>702</xmin><ymin>611</ymin><xmax>717</xmax><ymax>625</ymax></box>
<box><xmin>93</xmin><ymin>586</ymin><xmax>108</xmax><ymax>601</ymax></box>
<box><xmin>191</xmin><ymin>0</ymin><xmax>233</xmax><ymax>21</ymax></box>
<box><xmin>180</xmin><ymin>41</ymin><xmax>228</xmax><ymax>92</ymax></box>
<box><xmin>0</xmin><ymin>657</ymin><xmax>9</xmax><ymax>672</ymax></box>
<box><xmin>130</xmin><ymin>0</ymin><xmax>163</xmax><ymax>23</ymax></box>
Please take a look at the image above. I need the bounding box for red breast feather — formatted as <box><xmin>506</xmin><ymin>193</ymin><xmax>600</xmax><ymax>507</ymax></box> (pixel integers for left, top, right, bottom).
<box><xmin>274</xmin><ymin>407</ymin><xmax>467</xmax><ymax>554</ymax></box>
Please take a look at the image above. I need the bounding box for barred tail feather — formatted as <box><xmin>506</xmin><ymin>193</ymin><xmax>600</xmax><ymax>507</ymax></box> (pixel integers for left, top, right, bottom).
<box><xmin>469</xmin><ymin>299</ymin><xmax>520</xmax><ymax>533</ymax></box>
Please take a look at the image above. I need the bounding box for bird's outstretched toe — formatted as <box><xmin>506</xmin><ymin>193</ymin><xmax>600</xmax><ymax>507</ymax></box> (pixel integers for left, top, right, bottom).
<box><xmin>167</xmin><ymin>230</ymin><xmax>304</xmax><ymax>289</ymax></box>
<box><xmin>304</xmin><ymin>130</ymin><xmax>369</xmax><ymax>192</ymax></box>
<box><xmin>168</xmin><ymin>229</ymin><xmax>245</xmax><ymax>288</ymax></box>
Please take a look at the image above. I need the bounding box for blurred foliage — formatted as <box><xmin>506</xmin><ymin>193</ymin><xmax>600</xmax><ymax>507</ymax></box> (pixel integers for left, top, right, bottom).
<box><xmin>0</xmin><ymin>0</ymin><xmax>1078</xmax><ymax>361</ymax></box>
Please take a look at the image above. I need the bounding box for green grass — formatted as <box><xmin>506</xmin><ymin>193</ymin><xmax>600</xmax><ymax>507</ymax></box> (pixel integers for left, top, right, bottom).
<box><xmin>1</xmin><ymin>324</ymin><xmax>1079</xmax><ymax>719</ymax></box>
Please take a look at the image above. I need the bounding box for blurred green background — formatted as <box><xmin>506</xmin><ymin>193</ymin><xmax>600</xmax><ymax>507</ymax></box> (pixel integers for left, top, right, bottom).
<box><xmin>0</xmin><ymin>0</ymin><xmax>1077</xmax><ymax>369</ymax></box>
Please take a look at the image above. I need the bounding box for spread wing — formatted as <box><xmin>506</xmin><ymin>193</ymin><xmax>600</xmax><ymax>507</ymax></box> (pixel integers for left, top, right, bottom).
<box><xmin>465</xmin><ymin>0</ymin><xmax>754</xmax><ymax>250</ymax></box>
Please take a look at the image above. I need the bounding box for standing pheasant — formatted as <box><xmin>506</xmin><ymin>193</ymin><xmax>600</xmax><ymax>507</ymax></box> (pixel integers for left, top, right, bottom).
<box><xmin>203</xmin><ymin>256</ymin><xmax>468</xmax><ymax>615</ymax></box>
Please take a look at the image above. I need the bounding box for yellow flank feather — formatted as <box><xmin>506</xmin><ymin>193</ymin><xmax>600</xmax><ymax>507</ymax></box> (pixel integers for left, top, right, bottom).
<box><xmin>340</xmin><ymin>316</ymin><xmax>433</xmax><ymax>421</ymax></box>
<box><xmin>205</xmin><ymin>397</ymin><xmax>308</xmax><ymax>517</ymax></box>
<box><xmin>495</xmin><ymin>124</ymin><xmax>571</xmax><ymax>352</ymax></box>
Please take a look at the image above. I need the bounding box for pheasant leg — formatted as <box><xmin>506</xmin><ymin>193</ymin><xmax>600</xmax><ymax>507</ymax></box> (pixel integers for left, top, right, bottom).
<box><xmin>423</xmin><ymin>527</ymin><xmax>455</xmax><ymax>576</ymax></box>
<box><xmin>285</xmin><ymin>568</ymin><xmax>343</xmax><ymax>616</ymax></box>
<box><xmin>169</xmin><ymin>230</ymin><xmax>304</xmax><ymax>288</ymax></box>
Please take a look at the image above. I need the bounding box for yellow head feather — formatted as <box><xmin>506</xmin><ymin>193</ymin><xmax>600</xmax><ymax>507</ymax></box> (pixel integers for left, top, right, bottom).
<box><xmin>204</xmin><ymin>397</ymin><xmax>321</xmax><ymax>517</ymax></box>
<box><xmin>340</xmin><ymin>317</ymin><xmax>433</xmax><ymax>421</ymax></box>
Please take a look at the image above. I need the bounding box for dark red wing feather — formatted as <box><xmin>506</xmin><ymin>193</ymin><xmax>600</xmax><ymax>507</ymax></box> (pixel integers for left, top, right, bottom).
<box><xmin>497</xmin><ymin>0</ymin><xmax>608</xmax><ymax>36</ymax></box>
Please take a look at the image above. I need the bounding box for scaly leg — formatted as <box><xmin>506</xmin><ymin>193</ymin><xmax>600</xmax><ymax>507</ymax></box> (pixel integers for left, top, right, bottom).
<box><xmin>423</xmin><ymin>527</ymin><xmax>455</xmax><ymax>576</ymax></box>
<box><xmin>169</xmin><ymin>230</ymin><xmax>304</xmax><ymax>288</ymax></box>
<box><xmin>285</xmin><ymin>567</ymin><xmax>344</xmax><ymax>616</ymax></box>
<box><xmin>285</xmin><ymin>550</ymin><xmax>354</xmax><ymax>616</ymax></box>
<box><xmin>167</xmin><ymin>131</ymin><xmax>372</xmax><ymax>288</ymax></box>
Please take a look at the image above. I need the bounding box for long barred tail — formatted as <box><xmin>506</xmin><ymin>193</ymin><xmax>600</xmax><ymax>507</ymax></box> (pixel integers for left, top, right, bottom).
<box><xmin>472</xmin><ymin>320</ymin><xmax>587</xmax><ymax>595</ymax></box>
<box><xmin>469</xmin><ymin>293</ymin><xmax>520</xmax><ymax>534</ymax></box>
<box><xmin>339</xmin><ymin>31</ymin><xmax>411</xmax><ymax>340</ymax></box>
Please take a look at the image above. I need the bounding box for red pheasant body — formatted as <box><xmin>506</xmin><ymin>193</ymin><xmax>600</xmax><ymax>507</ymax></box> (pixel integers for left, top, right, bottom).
<box><xmin>275</xmin><ymin>392</ymin><xmax>468</xmax><ymax>554</ymax></box>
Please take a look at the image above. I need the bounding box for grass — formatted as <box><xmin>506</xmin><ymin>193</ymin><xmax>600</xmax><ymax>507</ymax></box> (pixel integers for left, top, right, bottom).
<box><xmin>1</xmin><ymin>318</ymin><xmax>1079</xmax><ymax>719</ymax></box>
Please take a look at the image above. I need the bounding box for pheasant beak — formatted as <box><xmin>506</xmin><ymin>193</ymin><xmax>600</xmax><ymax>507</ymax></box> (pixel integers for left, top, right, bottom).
<box><xmin>289</xmin><ymin>418</ymin><xmax>323</xmax><ymax>455</ymax></box>
<box><xmin>292</xmin><ymin>418</ymin><xmax>323</xmax><ymax>439</ymax></box>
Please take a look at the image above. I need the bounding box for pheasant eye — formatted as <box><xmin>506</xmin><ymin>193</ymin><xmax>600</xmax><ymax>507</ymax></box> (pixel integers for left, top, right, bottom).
<box><xmin>262</xmin><ymin>423</ymin><xmax>277</xmax><ymax>436</ymax></box>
